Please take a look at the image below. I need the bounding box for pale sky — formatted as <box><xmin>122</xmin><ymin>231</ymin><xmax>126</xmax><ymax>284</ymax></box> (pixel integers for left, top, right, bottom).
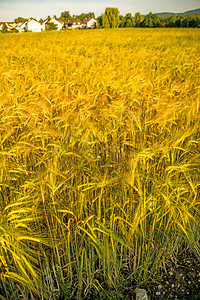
<box><xmin>0</xmin><ymin>0</ymin><xmax>199</xmax><ymax>22</ymax></box>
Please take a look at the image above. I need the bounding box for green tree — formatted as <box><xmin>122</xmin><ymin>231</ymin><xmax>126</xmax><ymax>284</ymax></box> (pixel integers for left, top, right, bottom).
<box><xmin>102</xmin><ymin>14</ymin><xmax>110</xmax><ymax>28</ymax></box>
<box><xmin>159</xmin><ymin>17</ymin><xmax>167</xmax><ymax>27</ymax></box>
<box><xmin>60</xmin><ymin>11</ymin><xmax>71</xmax><ymax>21</ymax></box>
<box><xmin>74</xmin><ymin>12</ymin><xmax>95</xmax><ymax>20</ymax></box>
<box><xmin>119</xmin><ymin>15</ymin><xmax>125</xmax><ymax>27</ymax></box>
<box><xmin>134</xmin><ymin>12</ymin><xmax>144</xmax><ymax>27</ymax></box>
<box><xmin>46</xmin><ymin>22</ymin><xmax>58</xmax><ymax>31</ymax></box>
<box><xmin>165</xmin><ymin>15</ymin><xmax>177</xmax><ymax>27</ymax></box>
<box><xmin>97</xmin><ymin>15</ymin><xmax>103</xmax><ymax>27</ymax></box>
<box><xmin>10</xmin><ymin>28</ymin><xmax>19</xmax><ymax>33</ymax></box>
<box><xmin>182</xmin><ymin>14</ymin><xmax>200</xmax><ymax>27</ymax></box>
<box><xmin>2</xmin><ymin>24</ymin><xmax>8</xmax><ymax>33</ymax></box>
<box><xmin>103</xmin><ymin>7</ymin><xmax>120</xmax><ymax>28</ymax></box>
<box><xmin>143</xmin><ymin>12</ymin><xmax>160</xmax><ymax>27</ymax></box>
<box><xmin>14</xmin><ymin>17</ymin><xmax>28</xmax><ymax>23</ymax></box>
<box><xmin>125</xmin><ymin>13</ymin><xmax>134</xmax><ymax>27</ymax></box>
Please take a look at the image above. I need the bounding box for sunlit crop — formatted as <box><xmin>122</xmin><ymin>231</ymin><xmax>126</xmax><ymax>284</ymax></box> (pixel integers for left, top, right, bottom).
<box><xmin>0</xmin><ymin>28</ymin><xmax>199</xmax><ymax>299</ymax></box>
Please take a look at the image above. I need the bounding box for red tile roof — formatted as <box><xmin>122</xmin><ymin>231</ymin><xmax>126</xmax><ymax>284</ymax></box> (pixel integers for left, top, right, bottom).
<box><xmin>83</xmin><ymin>18</ymin><xmax>92</xmax><ymax>24</ymax></box>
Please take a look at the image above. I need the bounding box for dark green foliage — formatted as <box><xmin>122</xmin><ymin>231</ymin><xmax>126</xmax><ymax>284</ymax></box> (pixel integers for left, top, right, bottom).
<box><xmin>56</xmin><ymin>280</ymin><xmax>75</xmax><ymax>300</ymax></box>
<box><xmin>97</xmin><ymin>15</ymin><xmax>103</xmax><ymax>27</ymax></box>
<box><xmin>1</xmin><ymin>24</ymin><xmax>8</xmax><ymax>33</ymax></box>
<box><xmin>102</xmin><ymin>13</ymin><xmax>109</xmax><ymax>28</ymax></box>
<box><xmin>102</xmin><ymin>7</ymin><xmax>120</xmax><ymax>28</ymax></box>
<box><xmin>14</xmin><ymin>17</ymin><xmax>28</xmax><ymax>23</ymax></box>
<box><xmin>46</xmin><ymin>22</ymin><xmax>58</xmax><ymax>31</ymax></box>
<box><xmin>119</xmin><ymin>15</ymin><xmax>126</xmax><ymax>28</ymax></box>
<box><xmin>125</xmin><ymin>13</ymin><xmax>135</xmax><ymax>27</ymax></box>
<box><xmin>134</xmin><ymin>12</ymin><xmax>145</xmax><ymax>27</ymax></box>
<box><xmin>182</xmin><ymin>294</ymin><xmax>200</xmax><ymax>300</ymax></box>
<box><xmin>74</xmin><ymin>12</ymin><xmax>95</xmax><ymax>20</ymax></box>
<box><xmin>10</xmin><ymin>28</ymin><xmax>19</xmax><ymax>33</ymax></box>
<box><xmin>60</xmin><ymin>10</ymin><xmax>71</xmax><ymax>21</ymax></box>
<box><xmin>142</xmin><ymin>12</ymin><xmax>160</xmax><ymax>27</ymax></box>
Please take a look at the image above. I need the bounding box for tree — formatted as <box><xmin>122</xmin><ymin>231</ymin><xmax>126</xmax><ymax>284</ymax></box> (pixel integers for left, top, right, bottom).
<box><xmin>60</xmin><ymin>11</ymin><xmax>71</xmax><ymax>21</ymax></box>
<box><xmin>97</xmin><ymin>15</ymin><xmax>103</xmax><ymax>27</ymax></box>
<box><xmin>134</xmin><ymin>12</ymin><xmax>144</xmax><ymax>27</ymax></box>
<box><xmin>142</xmin><ymin>12</ymin><xmax>160</xmax><ymax>27</ymax></box>
<box><xmin>2</xmin><ymin>24</ymin><xmax>8</xmax><ymax>33</ymax></box>
<box><xmin>74</xmin><ymin>12</ymin><xmax>95</xmax><ymax>20</ymax></box>
<box><xmin>181</xmin><ymin>14</ymin><xmax>200</xmax><ymax>28</ymax></box>
<box><xmin>14</xmin><ymin>17</ymin><xmax>28</xmax><ymax>23</ymax></box>
<box><xmin>119</xmin><ymin>15</ymin><xmax>126</xmax><ymax>27</ymax></box>
<box><xmin>125</xmin><ymin>13</ymin><xmax>135</xmax><ymax>27</ymax></box>
<box><xmin>102</xmin><ymin>14</ymin><xmax>110</xmax><ymax>28</ymax></box>
<box><xmin>10</xmin><ymin>28</ymin><xmax>19</xmax><ymax>33</ymax></box>
<box><xmin>103</xmin><ymin>7</ymin><xmax>120</xmax><ymax>28</ymax></box>
<box><xmin>125</xmin><ymin>19</ymin><xmax>133</xmax><ymax>27</ymax></box>
<box><xmin>165</xmin><ymin>15</ymin><xmax>177</xmax><ymax>27</ymax></box>
<box><xmin>46</xmin><ymin>22</ymin><xmax>58</xmax><ymax>31</ymax></box>
<box><xmin>47</xmin><ymin>15</ymin><xmax>51</xmax><ymax>20</ymax></box>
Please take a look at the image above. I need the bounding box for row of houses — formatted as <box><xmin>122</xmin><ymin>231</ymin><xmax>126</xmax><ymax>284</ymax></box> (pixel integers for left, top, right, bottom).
<box><xmin>0</xmin><ymin>17</ymin><xmax>97</xmax><ymax>32</ymax></box>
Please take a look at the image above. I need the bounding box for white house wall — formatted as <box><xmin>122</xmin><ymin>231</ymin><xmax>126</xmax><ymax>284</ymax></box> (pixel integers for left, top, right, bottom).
<box><xmin>87</xmin><ymin>19</ymin><xmax>97</xmax><ymax>28</ymax></box>
<box><xmin>27</xmin><ymin>20</ymin><xmax>42</xmax><ymax>32</ymax></box>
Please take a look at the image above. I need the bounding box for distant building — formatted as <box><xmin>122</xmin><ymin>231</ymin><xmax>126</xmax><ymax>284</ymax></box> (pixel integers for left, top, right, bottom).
<box><xmin>82</xmin><ymin>18</ymin><xmax>97</xmax><ymax>29</ymax></box>
<box><xmin>15</xmin><ymin>19</ymin><xmax>42</xmax><ymax>32</ymax></box>
<box><xmin>17</xmin><ymin>22</ymin><xmax>27</xmax><ymax>32</ymax></box>
<box><xmin>0</xmin><ymin>21</ymin><xmax>16</xmax><ymax>31</ymax></box>
<box><xmin>0</xmin><ymin>17</ymin><xmax>97</xmax><ymax>33</ymax></box>
<box><xmin>41</xmin><ymin>19</ymin><xmax>49</xmax><ymax>31</ymax></box>
<box><xmin>67</xmin><ymin>19</ymin><xmax>82</xmax><ymax>29</ymax></box>
<box><xmin>26</xmin><ymin>19</ymin><xmax>42</xmax><ymax>32</ymax></box>
<box><xmin>43</xmin><ymin>18</ymin><xmax>64</xmax><ymax>31</ymax></box>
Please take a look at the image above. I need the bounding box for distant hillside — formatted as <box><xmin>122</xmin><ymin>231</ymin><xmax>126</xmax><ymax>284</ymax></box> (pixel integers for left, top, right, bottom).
<box><xmin>183</xmin><ymin>8</ymin><xmax>200</xmax><ymax>15</ymax></box>
<box><xmin>156</xmin><ymin>12</ymin><xmax>175</xmax><ymax>17</ymax></box>
<box><xmin>155</xmin><ymin>8</ymin><xmax>200</xmax><ymax>17</ymax></box>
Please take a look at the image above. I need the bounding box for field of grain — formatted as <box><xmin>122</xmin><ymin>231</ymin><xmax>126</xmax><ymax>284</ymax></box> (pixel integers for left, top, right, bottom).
<box><xmin>0</xmin><ymin>28</ymin><xmax>200</xmax><ymax>299</ymax></box>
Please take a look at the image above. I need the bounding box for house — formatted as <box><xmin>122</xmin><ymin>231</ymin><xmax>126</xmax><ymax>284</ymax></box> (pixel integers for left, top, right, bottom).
<box><xmin>62</xmin><ymin>20</ymin><xmax>72</xmax><ymax>29</ymax></box>
<box><xmin>41</xmin><ymin>19</ymin><xmax>49</xmax><ymax>31</ymax></box>
<box><xmin>16</xmin><ymin>19</ymin><xmax>42</xmax><ymax>32</ymax></box>
<box><xmin>82</xmin><ymin>18</ymin><xmax>97</xmax><ymax>29</ymax></box>
<box><xmin>26</xmin><ymin>19</ymin><xmax>42</xmax><ymax>32</ymax></box>
<box><xmin>44</xmin><ymin>18</ymin><xmax>64</xmax><ymax>31</ymax></box>
<box><xmin>67</xmin><ymin>19</ymin><xmax>82</xmax><ymax>29</ymax></box>
<box><xmin>0</xmin><ymin>16</ymin><xmax>97</xmax><ymax>33</ymax></box>
<box><xmin>6</xmin><ymin>22</ymin><xmax>16</xmax><ymax>30</ymax></box>
<box><xmin>17</xmin><ymin>22</ymin><xmax>27</xmax><ymax>33</ymax></box>
<box><xmin>0</xmin><ymin>21</ymin><xmax>16</xmax><ymax>31</ymax></box>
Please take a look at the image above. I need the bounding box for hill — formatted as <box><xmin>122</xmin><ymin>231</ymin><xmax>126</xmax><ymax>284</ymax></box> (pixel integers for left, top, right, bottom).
<box><xmin>155</xmin><ymin>8</ymin><xmax>200</xmax><ymax>17</ymax></box>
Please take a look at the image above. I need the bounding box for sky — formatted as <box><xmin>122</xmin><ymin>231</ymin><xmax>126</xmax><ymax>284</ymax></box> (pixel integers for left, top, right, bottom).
<box><xmin>0</xmin><ymin>0</ymin><xmax>199</xmax><ymax>22</ymax></box>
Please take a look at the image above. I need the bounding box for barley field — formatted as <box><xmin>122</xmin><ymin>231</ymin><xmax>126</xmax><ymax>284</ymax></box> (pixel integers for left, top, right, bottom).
<box><xmin>0</xmin><ymin>28</ymin><xmax>200</xmax><ymax>299</ymax></box>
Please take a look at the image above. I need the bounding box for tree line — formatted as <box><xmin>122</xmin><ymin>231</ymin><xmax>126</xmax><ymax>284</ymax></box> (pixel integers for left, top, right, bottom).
<box><xmin>98</xmin><ymin>8</ymin><xmax>200</xmax><ymax>28</ymax></box>
<box><xmin>1</xmin><ymin>7</ymin><xmax>200</xmax><ymax>34</ymax></box>
<box><xmin>9</xmin><ymin>8</ymin><xmax>200</xmax><ymax>28</ymax></box>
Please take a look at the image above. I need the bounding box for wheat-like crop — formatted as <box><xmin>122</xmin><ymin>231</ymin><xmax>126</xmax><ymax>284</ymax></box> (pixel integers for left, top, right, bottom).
<box><xmin>0</xmin><ymin>28</ymin><xmax>199</xmax><ymax>299</ymax></box>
